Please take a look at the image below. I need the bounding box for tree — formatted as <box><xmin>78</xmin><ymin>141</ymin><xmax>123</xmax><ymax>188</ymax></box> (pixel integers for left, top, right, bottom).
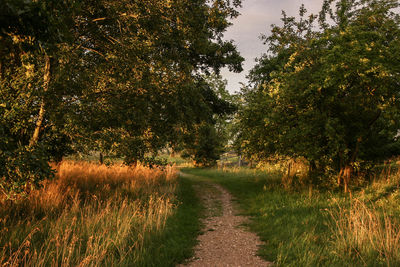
<box><xmin>181</xmin><ymin>74</ymin><xmax>236</xmax><ymax>167</ymax></box>
<box><xmin>238</xmin><ymin>0</ymin><xmax>400</xmax><ymax>190</ymax></box>
<box><xmin>67</xmin><ymin>0</ymin><xmax>244</xmax><ymax>165</ymax></box>
<box><xmin>0</xmin><ymin>0</ymin><xmax>78</xmax><ymax>198</ymax></box>
<box><xmin>0</xmin><ymin>0</ymin><xmax>244</xmax><ymax>197</ymax></box>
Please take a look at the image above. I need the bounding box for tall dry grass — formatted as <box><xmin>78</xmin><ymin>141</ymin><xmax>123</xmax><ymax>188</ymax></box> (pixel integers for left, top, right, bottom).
<box><xmin>330</xmin><ymin>198</ymin><xmax>400</xmax><ymax>265</ymax></box>
<box><xmin>0</xmin><ymin>161</ymin><xmax>177</xmax><ymax>266</ymax></box>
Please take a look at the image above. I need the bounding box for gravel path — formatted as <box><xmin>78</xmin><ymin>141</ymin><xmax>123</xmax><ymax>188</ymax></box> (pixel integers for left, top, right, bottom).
<box><xmin>179</xmin><ymin>173</ymin><xmax>273</xmax><ymax>267</ymax></box>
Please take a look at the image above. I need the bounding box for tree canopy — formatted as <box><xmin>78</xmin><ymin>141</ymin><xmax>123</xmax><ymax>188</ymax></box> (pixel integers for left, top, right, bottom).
<box><xmin>237</xmin><ymin>0</ymin><xmax>400</xmax><ymax>188</ymax></box>
<box><xmin>0</xmin><ymin>0</ymin><xmax>243</xmax><ymax>198</ymax></box>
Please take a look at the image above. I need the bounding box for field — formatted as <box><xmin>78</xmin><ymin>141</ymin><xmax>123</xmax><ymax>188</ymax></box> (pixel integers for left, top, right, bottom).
<box><xmin>2</xmin><ymin>159</ymin><xmax>400</xmax><ymax>266</ymax></box>
<box><xmin>0</xmin><ymin>161</ymin><xmax>201</xmax><ymax>266</ymax></box>
<box><xmin>2</xmin><ymin>1</ymin><xmax>400</xmax><ymax>266</ymax></box>
<box><xmin>181</xmin><ymin>167</ymin><xmax>400</xmax><ymax>266</ymax></box>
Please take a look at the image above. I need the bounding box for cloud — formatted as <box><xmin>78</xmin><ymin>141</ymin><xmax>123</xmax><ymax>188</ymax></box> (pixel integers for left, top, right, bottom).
<box><xmin>221</xmin><ymin>0</ymin><xmax>323</xmax><ymax>93</ymax></box>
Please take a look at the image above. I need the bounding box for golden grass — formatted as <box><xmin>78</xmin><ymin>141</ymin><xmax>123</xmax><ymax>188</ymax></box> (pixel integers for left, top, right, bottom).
<box><xmin>330</xmin><ymin>198</ymin><xmax>400</xmax><ymax>265</ymax></box>
<box><xmin>0</xmin><ymin>161</ymin><xmax>177</xmax><ymax>266</ymax></box>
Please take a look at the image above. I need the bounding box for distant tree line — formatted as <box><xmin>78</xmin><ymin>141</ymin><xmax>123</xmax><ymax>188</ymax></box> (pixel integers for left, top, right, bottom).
<box><xmin>236</xmin><ymin>0</ymin><xmax>400</xmax><ymax>191</ymax></box>
<box><xmin>0</xmin><ymin>0</ymin><xmax>243</xmax><ymax>198</ymax></box>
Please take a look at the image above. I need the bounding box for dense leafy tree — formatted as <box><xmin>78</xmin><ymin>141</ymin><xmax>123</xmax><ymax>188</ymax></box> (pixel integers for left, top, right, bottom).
<box><xmin>0</xmin><ymin>0</ymin><xmax>79</xmax><ymax>197</ymax></box>
<box><xmin>68</xmin><ymin>0</ymin><xmax>243</xmax><ymax>164</ymax></box>
<box><xmin>0</xmin><ymin>0</ymin><xmax>243</xmax><ymax>197</ymax></box>
<box><xmin>181</xmin><ymin>75</ymin><xmax>236</xmax><ymax>167</ymax></box>
<box><xmin>238</xmin><ymin>0</ymin><xmax>400</xmax><ymax>190</ymax></box>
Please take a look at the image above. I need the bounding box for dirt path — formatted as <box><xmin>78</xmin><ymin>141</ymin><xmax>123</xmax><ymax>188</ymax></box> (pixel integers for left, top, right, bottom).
<box><xmin>180</xmin><ymin>173</ymin><xmax>273</xmax><ymax>267</ymax></box>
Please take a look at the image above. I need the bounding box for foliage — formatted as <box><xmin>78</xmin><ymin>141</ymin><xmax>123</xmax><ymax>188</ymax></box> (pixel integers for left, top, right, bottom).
<box><xmin>181</xmin><ymin>74</ymin><xmax>236</xmax><ymax>167</ymax></box>
<box><xmin>0</xmin><ymin>145</ymin><xmax>54</xmax><ymax>199</ymax></box>
<box><xmin>0</xmin><ymin>0</ymin><xmax>243</xmax><ymax>196</ymax></box>
<box><xmin>182</xmin><ymin>122</ymin><xmax>223</xmax><ymax>167</ymax></box>
<box><xmin>237</xmin><ymin>0</ymin><xmax>400</xmax><ymax>185</ymax></box>
<box><xmin>0</xmin><ymin>161</ymin><xmax>202</xmax><ymax>266</ymax></box>
<box><xmin>182</xmin><ymin>166</ymin><xmax>400</xmax><ymax>266</ymax></box>
<box><xmin>67</xmin><ymin>0</ymin><xmax>244</xmax><ymax>164</ymax></box>
<box><xmin>0</xmin><ymin>0</ymin><xmax>79</xmax><ymax>197</ymax></box>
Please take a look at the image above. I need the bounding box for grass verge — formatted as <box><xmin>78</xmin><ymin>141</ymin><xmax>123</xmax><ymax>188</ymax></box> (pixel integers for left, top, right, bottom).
<box><xmin>181</xmin><ymin>167</ymin><xmax>400</xmax><ymax>267</ymax></box>
<box><xmin>0</xmin><ymin>161</ymin><xmax>202</xmax><ymax>266</ymax></box>
<box><xmin>137</xmin><ymin>174</ymin><xmax>202</xmax><ymax>266</ymax></box>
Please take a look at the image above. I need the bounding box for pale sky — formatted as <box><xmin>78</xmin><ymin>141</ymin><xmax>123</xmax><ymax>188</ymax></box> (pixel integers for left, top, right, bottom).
<box><xmin>221</xmin><ymin>0</ymin><xmax>323</xmax><ymax>93</ymax></box>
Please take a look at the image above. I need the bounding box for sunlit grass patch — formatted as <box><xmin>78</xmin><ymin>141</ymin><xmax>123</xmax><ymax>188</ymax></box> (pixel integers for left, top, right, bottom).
<box><xmin>329</xmin><ymin>199</ymin><xmax>400</xmax><ymax>266</ymax></box>
<box><xmin>182</xmin><ymin>167</ymin><xmax>400</xmax><ymax>266</ymax></box>
<box><xmin>0</xmin><ymin>161</ymin><xmax>179</xmax><ymax>266</ymax></box>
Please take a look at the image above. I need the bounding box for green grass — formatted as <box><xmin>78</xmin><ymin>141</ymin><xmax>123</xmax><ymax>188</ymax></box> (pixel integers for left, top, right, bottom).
<box><xmin>181</xmin><ymin>167</ymin><xmax>400</xmax><ymax>267</ymax></box>
<box><xmin>0</xmin><ymin>162</ymin><xmax>203</xmax><ymax>267</ymax></box>
<box><xmin>157</xmin><ymin>154</ymin><xmax>191</xmax><ymax>166</ymax></box>
<box><xmin>135</xmin><ymin>175</ymin><xmax>203</xmax><ymax>266</ymax></box>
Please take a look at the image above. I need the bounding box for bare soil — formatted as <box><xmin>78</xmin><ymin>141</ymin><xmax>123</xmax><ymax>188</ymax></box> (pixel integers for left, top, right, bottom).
<box><xmin>179</xmin><ymin>173</ymin><xmax>273</xmax><ymax>267</ymax></box>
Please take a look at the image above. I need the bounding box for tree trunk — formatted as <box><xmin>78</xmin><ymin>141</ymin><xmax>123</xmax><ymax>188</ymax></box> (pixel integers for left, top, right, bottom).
<box><xmin>338</xmin><ymin>138</ymin><xmax>361</xmax><ymax>193</ymax></box>
<box><xmin>337</xmin><ymin>168</ymin><xmax>344</xmax><ymax>186</ymax></box>
<box><xmin>131</xmin><ymin>159</ymin><xmax>138</xmax><ymax>168</ymax></box>
<box><xmin>287</xmin><ymin>161</ymin><xmax>292</xmax><ymax>177</ymax></box>
<box><xmin>308</xmin><ymin>160</ymin><xmax>316</xmax><ymax>177</ymax></box>
<box><xmin>343</xmin><ymin>165</ymin><xmax>352</xmax><ymax>193</ymax></box>
<box><xmin>99</xmin><ymin>152</ymin><xmax>104</xmax><ymax>165</ymax></box>
<box><xmin>29</xmin><ymin>54</ymin><xmax>51</xmax><ymax>147</ymax></box>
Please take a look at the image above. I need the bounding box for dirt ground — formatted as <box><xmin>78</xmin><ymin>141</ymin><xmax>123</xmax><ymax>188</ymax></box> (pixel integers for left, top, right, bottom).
<box><xmin>179</xmin><ymin>173</ymin><xmax>273</xmax><ymax>267</ymax></box>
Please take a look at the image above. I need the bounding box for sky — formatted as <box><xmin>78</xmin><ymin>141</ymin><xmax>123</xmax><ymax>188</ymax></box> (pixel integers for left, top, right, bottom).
<box><xmin>220</xmin><ymin>0</ymin><xmax>323</xmax><ymax>93</ymax></box>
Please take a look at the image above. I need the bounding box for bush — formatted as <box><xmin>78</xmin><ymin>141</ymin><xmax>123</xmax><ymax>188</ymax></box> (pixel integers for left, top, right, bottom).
<box><xmin>0</xmin><ymin>144</ymin><xmax>54</xmax><ymax>199</ymax></box>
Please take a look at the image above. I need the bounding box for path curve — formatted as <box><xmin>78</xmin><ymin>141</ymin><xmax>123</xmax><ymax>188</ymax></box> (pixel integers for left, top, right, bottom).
<box><xmin>179</xmin><ymin>172</ymin><xmax>273</xmax><ymax>267</ymax></box>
